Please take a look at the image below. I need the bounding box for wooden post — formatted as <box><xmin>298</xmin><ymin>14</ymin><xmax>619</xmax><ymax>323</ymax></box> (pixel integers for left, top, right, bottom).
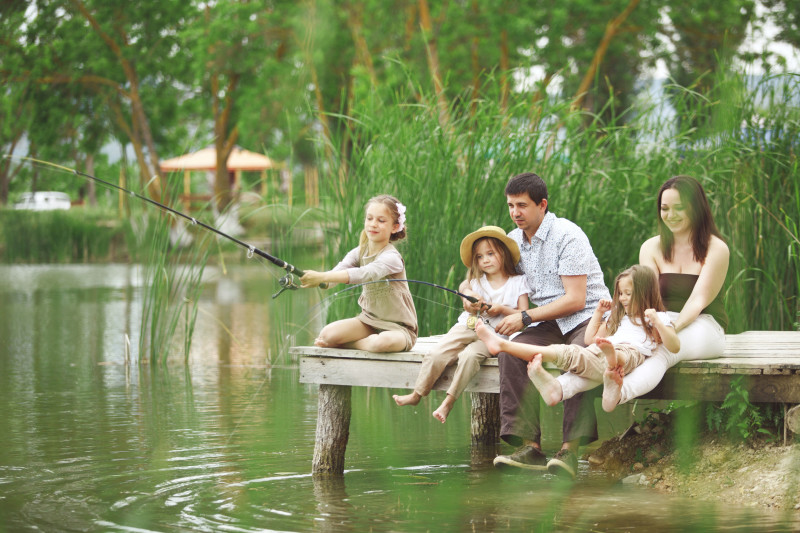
<box><xmin>470</xmin><ymin>392</ymin><xmax>500</xmax><ymax>446</ymax></box>
<box><xmin>469</xmin><ymin>392</ymin><xmax>500</xmax><ymax>465</ymax></box>
<box><xmin>312</xmin><ymin>384</ymin><xmax>352</xmax><ymax>475</ymax></box>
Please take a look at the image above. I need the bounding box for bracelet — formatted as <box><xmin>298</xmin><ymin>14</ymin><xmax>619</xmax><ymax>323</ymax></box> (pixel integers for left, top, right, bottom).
<box><xmin>521</xmin><ymin>311</ymin><xmax>533</xmax><ymax>327</ymax></box>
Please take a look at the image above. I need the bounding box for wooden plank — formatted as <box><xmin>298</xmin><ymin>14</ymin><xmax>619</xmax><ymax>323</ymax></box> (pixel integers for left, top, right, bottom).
<box><xmin>294</xmin><ymin>330</ymin><xmax>800</xmax><ymax>402</ymax></box>
<box><xmin>299</xmin><ymin>356</ymin><xmax>500</xmax><ymax>393</ymax></box>
<box><xmin>643</xmin><ymin>373</ymin><xmax>800</xmax><ymax>403</ymax></box>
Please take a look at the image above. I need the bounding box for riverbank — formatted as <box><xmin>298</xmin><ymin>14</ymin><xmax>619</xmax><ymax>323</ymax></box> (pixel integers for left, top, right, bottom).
<box><xmin>587</xmin><ymin>410</ymin><xmax>800</xmax><ymax>512</ymax></box>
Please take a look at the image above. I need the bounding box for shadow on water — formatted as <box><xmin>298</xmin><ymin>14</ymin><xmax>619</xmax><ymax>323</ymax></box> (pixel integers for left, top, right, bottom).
<box><xmin>0</xmin><ymin>264</ymin><xmax>798</xmax><ymax>532</ymax></box>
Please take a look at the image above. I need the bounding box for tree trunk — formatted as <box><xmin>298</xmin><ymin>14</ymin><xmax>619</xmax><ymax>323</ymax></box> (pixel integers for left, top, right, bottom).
<box><xmin>210</xmin><ymin>62</ymin><xmax>240</xmax><ymax>212</ymax></box>
<box><xmin>85</xmin><ymin>153</ymin><xmax>97</xmax><ymax>206</ymax></box>
<box><xmin>470</xmin><ymin>391</ymin><xmax>500</xmax><ymax>446</ymax></box>
<box><xmin>499</xmin><ymin>29</ymin><xmax>510</xmax><ymax>118</ymax></box>
<box><xmin>312</xmin><ymin>384</ymin><xmax>352</xmax><ymax>475</ymax></box>
<box><xmin>571</xmin><ymin>0</ymin><xmax>641</xmax><ymax>111</ymax></box>
<box><xmin>70</xmin><ymin>0</ymin><xmax>163</xmax><ymax>200</ymax></box>
<box><xmin>469</xmin><ymin>0</ymin><xmax>481</xmax><ymax>118</ymax></box>
<box><xmin>418</xmin><ymin>0</ymin><xmax>451</xmax><ymax>131</ymax></box>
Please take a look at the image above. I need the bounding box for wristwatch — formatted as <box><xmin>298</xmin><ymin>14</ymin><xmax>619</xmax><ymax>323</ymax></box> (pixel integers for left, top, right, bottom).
<box><xmin>521</xmin><ymin>311</ymin><xmax>533</xmax><ymax>327</ymax></box>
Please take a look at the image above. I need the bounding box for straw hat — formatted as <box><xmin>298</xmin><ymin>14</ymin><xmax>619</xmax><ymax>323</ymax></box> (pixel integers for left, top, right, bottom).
<box><xmin>459</xmin><ymin>226</ymin><xmax>520</xmax><ymax>268</ymax></box>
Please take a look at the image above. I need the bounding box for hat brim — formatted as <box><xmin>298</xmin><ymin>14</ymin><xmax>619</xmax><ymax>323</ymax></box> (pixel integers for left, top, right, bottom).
<box><xmin>459</xmin><ymin>226</ymin><xmax>521</xmax><ymax>268</ymax></box>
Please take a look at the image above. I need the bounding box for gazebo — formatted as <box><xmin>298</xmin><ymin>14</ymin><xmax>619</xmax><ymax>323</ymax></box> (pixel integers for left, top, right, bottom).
<box><xmin>159</xmin><ymin>146</ymin><xmax>284</xmax><ymax>210</ymax></box>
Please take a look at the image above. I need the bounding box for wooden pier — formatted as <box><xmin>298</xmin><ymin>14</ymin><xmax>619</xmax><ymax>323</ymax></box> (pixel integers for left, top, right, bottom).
<box><xmin>291</xmin><ymin>330</ymin><xmax>800</xmax><ymax>475</ymax></box>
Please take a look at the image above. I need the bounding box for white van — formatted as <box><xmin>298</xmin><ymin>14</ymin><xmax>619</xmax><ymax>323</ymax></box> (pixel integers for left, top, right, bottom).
<box><xmin>14</xmin><ymin>191</ymin><xmax>72</xmax><ymax>211</ymax></box>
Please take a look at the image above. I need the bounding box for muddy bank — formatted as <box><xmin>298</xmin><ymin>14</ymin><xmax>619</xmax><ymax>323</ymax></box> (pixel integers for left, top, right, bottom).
<box><xmin>586</xmin><ymin>410</ymin><xmax>800</xmax><ymax>511</ymax></box>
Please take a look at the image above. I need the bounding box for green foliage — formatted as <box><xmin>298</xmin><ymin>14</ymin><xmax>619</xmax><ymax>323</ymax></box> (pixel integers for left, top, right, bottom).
<box><xmin>0</xmin><ymin>207</ymin><xmax>128</xmax><ymax>263</ymax></box>
<box><xmin>132</xmin><ymin>181</ymin><xmax>213</xmax><ymax>365</ymax></box>
<box><xmin>315</xmin><ymin>69</ymin><xmax>800</xmax><ymax>336</ymax></box>
<box><xmin>705</xmin><ymin>376</ymin><xmax>781</xmax><ymax>441</ymax></box>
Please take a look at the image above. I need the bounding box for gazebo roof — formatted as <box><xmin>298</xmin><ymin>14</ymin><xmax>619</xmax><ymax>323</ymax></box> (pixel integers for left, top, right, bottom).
<box><xmin>159</xmin><ymin>146</ymin><xmax>281</xmax><ymax>172</ymax></box>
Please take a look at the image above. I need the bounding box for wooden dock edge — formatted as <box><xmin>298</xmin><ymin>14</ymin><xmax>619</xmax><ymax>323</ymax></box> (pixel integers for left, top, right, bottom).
<box><xmin>293</xmin><ymin>331</ymin><xmax>800</xmax><ymax>475</ymax></box>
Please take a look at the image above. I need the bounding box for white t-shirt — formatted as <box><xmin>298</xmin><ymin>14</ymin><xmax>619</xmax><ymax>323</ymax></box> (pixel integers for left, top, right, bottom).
<box><xmin>456</xmin><ymin>274</ymin><xmax>530</xmax><ymax>337</ymax></box>
<box><xmin>606</xmin><ymin>312</ymin><xmax>674</xmax><ymax>357</ymax></box>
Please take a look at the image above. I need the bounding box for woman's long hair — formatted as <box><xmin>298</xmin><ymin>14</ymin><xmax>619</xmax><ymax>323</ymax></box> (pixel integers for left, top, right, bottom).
<box><xmin>657</xmin><ymin>175</ymin><xmax>723</xmax><ymax>263</ymax></box>
<box><xmin>606</xmin><ymin>265</ymin><xmax>666</xmax><ymax>344</ymax></box>
<box><xmin>465</xmin><ymin>237</ymin><xmax>518</xmax><ymax>283</ymax></box>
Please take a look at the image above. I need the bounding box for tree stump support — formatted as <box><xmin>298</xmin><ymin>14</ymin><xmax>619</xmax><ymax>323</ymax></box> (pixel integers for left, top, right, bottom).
<box><xmin>470</xmin><ymin>392</ymin><xmax>500</xmax><ymax>446</ymax></box>
<box><xmin>312</xmin><ymin>384</ymin><xmax>352</xmax><ymax>476</ymax></box>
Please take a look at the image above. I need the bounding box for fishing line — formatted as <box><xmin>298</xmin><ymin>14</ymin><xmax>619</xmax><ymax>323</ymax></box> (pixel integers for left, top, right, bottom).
<box><xmin>7</xmin><ymin>155</ymin><xmax>324</xmax><ymax>297</ymax></box>
<box><xmin>322</xmin><ymin>278</ymin><xmax>486</xmax><ymax>305</ymax></box>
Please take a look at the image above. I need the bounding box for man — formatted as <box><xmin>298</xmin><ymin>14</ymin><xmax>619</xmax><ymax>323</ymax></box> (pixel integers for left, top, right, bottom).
<box><xmin>462</xmin><ymin>172</ymin><xmax>610</xmax><ymax>478</ymax></box>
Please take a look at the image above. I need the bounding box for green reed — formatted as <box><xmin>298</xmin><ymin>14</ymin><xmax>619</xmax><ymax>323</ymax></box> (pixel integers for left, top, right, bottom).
<box><xmin>314</xmin><ymin>70</ymin><xmax>800</xmax><ymax>337</ymax></box>
<box><xmin>129</xmin><ymin>181</ymin><xmax>213</xmax><ymax>365</ymax></box>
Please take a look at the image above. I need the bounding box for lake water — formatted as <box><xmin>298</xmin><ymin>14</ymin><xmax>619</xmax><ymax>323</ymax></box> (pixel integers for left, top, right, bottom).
<box><xmin>1</xmin><ymin>264</ymin><xmax>797</xmax><ymax>531</ymax></box>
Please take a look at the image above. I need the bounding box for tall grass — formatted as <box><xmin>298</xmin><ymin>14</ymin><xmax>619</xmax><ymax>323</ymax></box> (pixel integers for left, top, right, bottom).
<box><xmin>128</xmin><ymin>180</ymin><xmax>213</xmax><ymax>365</ymax></box>
<box><xmin>0</xmin><ymin>207</ymin><xmax>128</xmax><ymax>263</ymax></box>
<box><xmin>313</xmin><ymin>70</ymin><xmax>800</xmax><ymax>337</ymax></box>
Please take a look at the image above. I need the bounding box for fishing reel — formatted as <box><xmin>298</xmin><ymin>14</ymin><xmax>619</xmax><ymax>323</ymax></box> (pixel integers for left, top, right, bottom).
<box><xmin>272</xmin><ymin>272</ymin><xmax>302</xmax><ymax>299</ymax></box>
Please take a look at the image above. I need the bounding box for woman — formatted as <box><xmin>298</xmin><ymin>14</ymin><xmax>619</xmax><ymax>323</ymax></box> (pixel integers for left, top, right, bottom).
<box><xmin>602</xmin><ymin>175</ymin><xmax>730</xmax><ymax>408</ymax></box>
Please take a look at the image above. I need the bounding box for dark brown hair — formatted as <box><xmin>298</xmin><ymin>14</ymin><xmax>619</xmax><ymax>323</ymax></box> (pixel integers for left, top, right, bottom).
<box><xmin>657</xmin><ymin>175</ymin><xmax>723</xmax><ymax>262</ymax></box>
<box><xmin>505</xmin><ymin>172</ymin><xmax>549</xmax><ymax>212</ymax></box>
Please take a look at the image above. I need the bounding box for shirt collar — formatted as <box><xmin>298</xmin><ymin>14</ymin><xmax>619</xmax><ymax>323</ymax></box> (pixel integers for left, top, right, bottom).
<box><xmin>524</xmin><ymin>212</ymin><xmax>555</xmax><ymax>245</ymax></box>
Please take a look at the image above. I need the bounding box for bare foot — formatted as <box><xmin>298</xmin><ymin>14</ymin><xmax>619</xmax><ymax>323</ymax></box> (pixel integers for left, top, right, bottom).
<box><xmin>602</xmin><ymin>367</ymin><xmax>624</xmax><ymax>412</ymax></box>
<box><xmin>595</xmin><ymin>337</ymin><xmax>620</xmax><ymax>368</ymax></box>
<box><xmin>314</xmin><ymin>337</ymin><xmax>330</xmax><ymax>348</ymax></box>
<box><xmin>475</xmin><ymin>321</ymin><xmax>503</xmax><ymax>355</ymax></box>
<box><xmin>393</xmin><ymin>392</ymin><xmax>421</xmax><ymax>406</ymax></box>
<box><xmin>432</xmin><ymin>395</ymin><xmax>456</xmax><ymax>423</ymax></box>
<box><xmin>526</xmin><ymin>354</ymin><xmax>562</xmax><ymax>406</ymax></box>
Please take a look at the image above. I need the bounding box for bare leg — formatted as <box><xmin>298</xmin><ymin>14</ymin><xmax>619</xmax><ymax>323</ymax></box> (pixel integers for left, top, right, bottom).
<box><xmin>475</xmin><ymin>321</ymin><xmax>557</xmax><ymax>363</ymax></box>
<box><xmin>351</xmin><ymin>330</ymin><xmax>408</xmax><ymax>353</ymax></box>
<box><xmin>393</xmin><ymin>391</ymin><xmax>421</xmax><ymax>406</ymax></box>
<box><xmin>432</xmin><ymin>393</ymin><xmax>456</xmax><ymax>423</ymax></box>
<box><xmin>315</xmin><ymin>317</ymin><xmax>375</xmax><ymax>348</ymax></box>
<box><xmin>526</xmin><ymin>354</ymin><xmax>563</xmax><ymax>406</ymax></box>
<box><xmin>602</xmin><ymin>366</ymin><xmax>624</xmax><ymax>412</ymax></box>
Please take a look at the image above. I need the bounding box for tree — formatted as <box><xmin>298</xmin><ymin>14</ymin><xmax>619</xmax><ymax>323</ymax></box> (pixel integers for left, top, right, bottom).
<box><xmin>3</xmin><ymin>0</ymin><xmax>196</xmax><ymax>199</ymax></box>
<box><xmin>182</xmin><ymin>1</ymin><xmax>299</xmax><ymax>210</ymax></box>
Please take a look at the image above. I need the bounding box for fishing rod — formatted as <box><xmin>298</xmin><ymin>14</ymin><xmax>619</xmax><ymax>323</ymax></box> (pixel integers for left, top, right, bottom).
<box><xmin>10</xmin><ymin>155</ymin><xmax>324</xmax><ymax>298</ymax></box>
<box><xmin>327</xmin><ymin>278</ymin><xmax>490</xmax><ymax>307</ymax></box>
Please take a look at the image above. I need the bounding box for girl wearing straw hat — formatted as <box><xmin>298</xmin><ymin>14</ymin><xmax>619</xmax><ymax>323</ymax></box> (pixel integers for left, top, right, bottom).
<box><xmin>393</xmin><ymin>226</ymin><xmax>530</xmax><ymax>423</ymax></box>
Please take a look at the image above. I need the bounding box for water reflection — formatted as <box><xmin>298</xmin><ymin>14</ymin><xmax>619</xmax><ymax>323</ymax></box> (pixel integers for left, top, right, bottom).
<box><xmin>0</xmin><ymin>264</ymin><xmax>798</xmax><ymax>532</ymax></box>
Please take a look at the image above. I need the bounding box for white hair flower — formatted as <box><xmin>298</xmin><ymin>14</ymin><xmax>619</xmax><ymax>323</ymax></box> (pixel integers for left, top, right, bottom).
<box><xmin>396</xmin><ymin>201</ymin><xmax>406</xmax><ymax>232</ymax></box>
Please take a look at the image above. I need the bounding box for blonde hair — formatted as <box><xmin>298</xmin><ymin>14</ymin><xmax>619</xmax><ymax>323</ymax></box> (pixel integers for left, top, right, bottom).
<box><xmin>465</xmin><ymin>237</ymin><xmax>517</xmax><ymax>283</ymax></box>
<box><xmin>357</xmin><ymin>194</ymin><xmax>407</xmax><ymax>256</ymax></box>
<box><xmin>606</xmin><ymin>265</ymin><xmax>666</xmax><ymax>344</ymax></box>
